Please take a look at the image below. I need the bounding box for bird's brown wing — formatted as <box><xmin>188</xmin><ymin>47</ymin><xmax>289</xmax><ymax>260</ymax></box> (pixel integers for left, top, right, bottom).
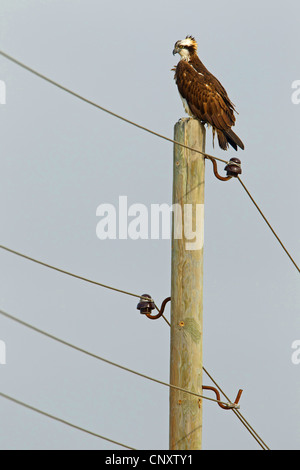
<box><xmin>175</xmin><ymin>60</ymin><xmax>236</xmax><ymax>132</ymax></box>
<box><xmin>188</xmin><ymin>55</ymin><xmax>237</xmax><ymax>111</ymax></box>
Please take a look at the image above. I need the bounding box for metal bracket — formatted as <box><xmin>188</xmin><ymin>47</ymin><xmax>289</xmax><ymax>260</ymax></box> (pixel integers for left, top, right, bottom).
<box><xmin>203</xmin><ymin>385</ymin><xmax>243</xmax><ymax>410</ymax></box>
<box><xmin>137</xmin><ymin>295</ymin><xmax>171</xmax><ymax>320</ymax></box>
<box><xmin>207</xmin><ymin>157</ymin><xmax>242</xmax><ymax>181</ymax></box>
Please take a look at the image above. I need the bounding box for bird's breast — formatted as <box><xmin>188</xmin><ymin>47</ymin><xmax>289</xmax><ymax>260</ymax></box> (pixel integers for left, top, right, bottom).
<box><xmin>179</xmin><ymin>93</ymin><xmax>195</xmax><ymax>118</ymax></box>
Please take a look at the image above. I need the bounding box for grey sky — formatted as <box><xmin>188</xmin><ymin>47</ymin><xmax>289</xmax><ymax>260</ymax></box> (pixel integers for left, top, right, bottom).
<box><xmin>0</xmin><ymin>0</ymin><xmax>299</xmax><ymax>450</ymax></box>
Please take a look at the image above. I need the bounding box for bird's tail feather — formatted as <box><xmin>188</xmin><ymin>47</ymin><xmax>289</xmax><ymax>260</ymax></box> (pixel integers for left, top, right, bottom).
<box><xmin>225</xmin><ymin>129</ymin><xmax>245</xmax><ymax>151</ymax></box>
<box><xmin>216</xmin><ymin>128</ymin><xmax>244</xmax><ymax>151</ymax></box>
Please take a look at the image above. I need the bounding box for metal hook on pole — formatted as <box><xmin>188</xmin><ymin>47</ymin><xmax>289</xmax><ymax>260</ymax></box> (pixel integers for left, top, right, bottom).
<box><xmin>206</xmin><ymin>156</ymin><xmax>242</xmax><ymax>181</ymax></box>
<box><xmin>202</xmin><ymin>385</ymin><xmax>243</xmax><ymax>410</ymax></box>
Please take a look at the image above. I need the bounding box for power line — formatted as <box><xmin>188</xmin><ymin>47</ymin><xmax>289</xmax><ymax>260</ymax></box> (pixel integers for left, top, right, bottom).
<box><xmin>0</xmin><ymin>308</ymin><xmax>233</xmax><ymax>409</ymax></box>
<box><xmin>0</xmin><ymin>49</ymin><xmax>291</xmax><ymax>449</ymax></box>
<box><xmin>237</xmin><ymin>177</ymin><xmax>299</xmax><ymax>273</ymax></box>
<box><xmin>0</xmin><ymin>49</ymin><xmax>298</xmax><ymax>273</ymax></box>
<box><xmin>0</xmin><ymin>245</ymin><xmax>152</xmax><ymax>302</ymax></box>
<box><xmin>0</xmin><ymin>250</ymin><xmax>270</xmax><ymax>451</ymax></box>
<box><xmin>0</xmin><ymin>244</ymin><xmax>169</xmax><ymax>325</ymax></box>
<box><xmin>0</xmin><ymin>49</ymin><xmax>227</xmax><ymax>165</ymax></box>
<box><xmin>0</xmin><ymin>307</ymin><xmax>269</xmax><ymax>449</ymax></box>
<box><xmin>159</xmin><ymin>315</ymin><xmax>270</xmax><ymax>449</ymax></box>
<box><xmin>160</xmin><ymin>312</ymin><xmax>270</xmax><ymax>450</ymax></box>
<box><xmin>0</xmin><ymin>392</ymin><xmax>136</xmax><ymax>450</ymax></box>
<box><xmin>203</xmin><ymin>366</ymin><xmax>270</xmax><ymax>450</ymax></box>
<box><xmin>0</xmin><ymin>245</ymin><xmax>277</xmax><ymax>447</ymax></box>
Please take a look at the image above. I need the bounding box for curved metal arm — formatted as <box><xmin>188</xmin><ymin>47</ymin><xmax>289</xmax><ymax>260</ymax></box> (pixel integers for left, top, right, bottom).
<box><xmin>203</xmin><ymin>385</ymin><xmax>243</xmax><ymax>410</ymax></box>
<box><xmin>206</xmin><ymin>157</ymin><xmax>232</xmax><ymax>181</ymax></box>
<box><xmin>207</xmin><ymin>156</ymin><xmax>242</xmax><ymax>181</ymax></box>
<box><xmin>146</xmin><ymin>297</ymin><xmax>171</xmax><ymax>320</ymax></box>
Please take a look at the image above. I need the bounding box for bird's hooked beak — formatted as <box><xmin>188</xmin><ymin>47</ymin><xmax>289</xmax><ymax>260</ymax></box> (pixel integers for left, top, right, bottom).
<box><xmin>173</xmin><ymin>47</ymin><xmax>178</xmax><ymax>56</ymax></box>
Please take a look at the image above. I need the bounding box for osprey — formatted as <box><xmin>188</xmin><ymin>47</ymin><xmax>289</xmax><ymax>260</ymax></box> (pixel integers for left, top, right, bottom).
<box><xmin>173</xmin><ymin>36</ymin><xmax>244</xmax><ymax>151</ymax></box>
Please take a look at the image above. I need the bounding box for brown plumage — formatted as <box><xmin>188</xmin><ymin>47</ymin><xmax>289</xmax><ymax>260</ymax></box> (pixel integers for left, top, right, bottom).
<box><xmin>173</xmin><ymin>36</ymin><xmax>244</xmax><ymax>151</ymax></box>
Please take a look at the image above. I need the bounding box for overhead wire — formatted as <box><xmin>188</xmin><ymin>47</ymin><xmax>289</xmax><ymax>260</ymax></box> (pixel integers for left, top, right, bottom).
<box><xmin>0</xmin><ymin>245</ymin><xmax>152</xmax><ymax>302</ymax></box>
<box><xmin>0</xmin><ymin>49</ymin><xmax>298</xmax><ymax>273</ymax></box>
<box><xmin>157</xmin><ymin>305</ymin><xmax>269</xmax><ymax>450</ymax></box>
<box><xmin>0</xmin><ymin>243</ymin><xmax>170</xmax><ymax>326</ymax></box>
<box><xmin>0</xmin><ymin>310</ymin><xmax>270</xmax><ymax>450</ymax></box>
<box><xmin>203</xmin><ymin>366</ymin><xmax>270</xmax><ymax>450</ymax></box>
<box><xmin>0</xmin><ymin>49</ymin><xmax>291</xmax><ymax>449</ymax></box>
<box><xmin>150</xmin><ymin>308</ymin><xmax>270</xmax><ymax>449</ymax></box>
<box><xmin>0</xmin><ymin>308</ymin><xmax>232</xmax><ymax>409</ymax></box>
<box><xmin>0</xmin><ymin>307</ymin><xmax>270</xmax><ymax>449</ymax></box>
<box><xmin>0</xmin><ymin>247</ymin><xmax>270</xmax><ymax>447</ymax></box>
<box><xmin>237</xmin><ymin>176</ymin><xmax>299</xmax><ymax>273</ymax></box>
<box><xmin>0</xmin><ymin>391</ymin><xmax>136</xmax><ymax>450</ymax></box>
<box><xmin>159</xmin><ymin>312</ymin><xmax>270</xmax><ymax>450</ymax></box>
<box><xmin>0</xmin><ymin>49</ymin><xmax>226</xmax><ymax>165</ymax></box>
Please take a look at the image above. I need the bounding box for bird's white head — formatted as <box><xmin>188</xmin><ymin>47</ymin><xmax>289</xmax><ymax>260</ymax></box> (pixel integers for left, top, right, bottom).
<box><xmin>173</xmin><ymin>36</ymin><xmax>198</xmax><ymax>60</ymax></box>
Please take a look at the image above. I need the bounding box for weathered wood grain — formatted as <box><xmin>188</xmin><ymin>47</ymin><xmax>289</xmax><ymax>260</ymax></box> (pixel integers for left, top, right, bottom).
<box><xmin>169</xmin><ymin>118</ymin><xmax>205</xmax><ymax>450</ymax></box>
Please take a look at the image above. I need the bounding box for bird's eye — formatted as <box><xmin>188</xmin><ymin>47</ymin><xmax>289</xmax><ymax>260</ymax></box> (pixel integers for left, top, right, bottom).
<box><xmin>179</xmin><ymin>45</ymin><xmax>184</xmax><ymax>49</ymax></box>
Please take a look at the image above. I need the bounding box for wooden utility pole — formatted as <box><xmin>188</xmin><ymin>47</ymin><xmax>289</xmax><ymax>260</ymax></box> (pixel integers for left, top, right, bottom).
<box><xmin>169</xmin><ymin>118</ymin><xmax>206</xmax><ymax>450</ymax></box>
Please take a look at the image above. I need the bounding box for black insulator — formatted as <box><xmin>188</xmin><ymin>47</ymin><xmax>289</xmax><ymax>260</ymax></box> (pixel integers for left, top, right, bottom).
<box><xmin>136</xmin><ymin>294</ymin><xmax>155</xmax><ymax>315</ymax></box>
<box><xmin>224</xmin><ymin>158</ymin><xmax>242</xmax><ymax>177</ymax></box>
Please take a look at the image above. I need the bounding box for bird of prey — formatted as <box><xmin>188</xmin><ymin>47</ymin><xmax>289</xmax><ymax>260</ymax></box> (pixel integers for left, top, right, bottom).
<box><xmin>172</xmin><ymin>36</ymin><xmax>244</xmax><ymax>151</ymax></box>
